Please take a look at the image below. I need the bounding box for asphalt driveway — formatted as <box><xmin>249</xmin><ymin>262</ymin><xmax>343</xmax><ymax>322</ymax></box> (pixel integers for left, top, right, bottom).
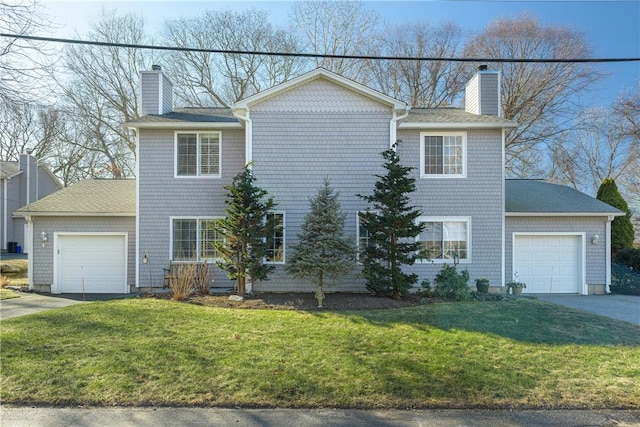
<box><xmin>0</xmin><ymin>291</ymin><xmax>135</xmax><ymax>320</ymax></box>
<box><xmin>536</xmin><ymin>294</ymin><xmax>640</xmax><ymax>326</ymax></box>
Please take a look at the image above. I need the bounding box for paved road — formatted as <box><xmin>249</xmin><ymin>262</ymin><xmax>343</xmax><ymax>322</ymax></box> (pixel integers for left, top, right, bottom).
<box><xmin>1</xmin><ymin>407</ymin><xmax>639</xmax><ymax>427</ymax></box>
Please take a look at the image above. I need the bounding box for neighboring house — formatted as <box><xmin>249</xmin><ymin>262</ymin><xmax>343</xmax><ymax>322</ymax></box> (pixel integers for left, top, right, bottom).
<box><xmin>1</xmin><ymin>154</ymin><xmax>62</xmax><ymax>254</ymax></box>
<box><xmin>17</xmin><ymin>67</ymin><xmax>624</xmax><ymax>294</ymax></box>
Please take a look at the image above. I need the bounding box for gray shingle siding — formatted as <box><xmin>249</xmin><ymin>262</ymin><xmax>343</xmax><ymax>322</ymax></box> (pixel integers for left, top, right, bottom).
<box><xmin>30</xmin><ymin>217</ymin><xmax>136</xmax><ymax>288</ymax></box>
<box><xmin>251</xmin><ymin>111</ymin><xmax>390</xmax><ymax>292</ymax></box>
<box><xmin>505</xmin><ymin>216</ymin><xmax>608</xmax><ymax>287</ymax></box>
<box><xmin>398</xmin><ymin>128</ymin><xmax>504</xmax><ymax>287</ymax></box>
<box><xmin>140</xmin><ymin>72</ymin><xmax>160</xmax><ymax>116</ymax></box>
<box><xmin>136</xmin><ymin>128</ymin><xmax>245</xmax><ymax>288</ymax></box>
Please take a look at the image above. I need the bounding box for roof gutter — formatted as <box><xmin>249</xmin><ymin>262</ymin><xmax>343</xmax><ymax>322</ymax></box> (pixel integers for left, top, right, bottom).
<box><xmin>505</xmin><ymin>212</ymin><xmax>626</xmax><ymax>217</ymax></box>
<box><xmin>125</xmin><ymin>121</ymin><xmax>242</xmax><ymax>130</ymax></box>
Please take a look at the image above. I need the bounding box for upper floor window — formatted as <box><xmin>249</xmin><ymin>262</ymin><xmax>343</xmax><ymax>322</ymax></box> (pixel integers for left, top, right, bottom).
<box><xmin>265</xmin><ymin>212</ymin><xmax>285</xmax><ymax>264</ymax></box>
<box><xmin>175</xmin><ymin>132</ymin><xmax>221</xmax><ymax>178</ymax></box>
<box><xmin>417</xmin><ymin>217</ymin><xmax>470</xmax><ymax>263</ymax></box>
<box><xmin>420</xmin><ymin>132</ymin><xmax>466</xmax><ymax>178</ymax></box>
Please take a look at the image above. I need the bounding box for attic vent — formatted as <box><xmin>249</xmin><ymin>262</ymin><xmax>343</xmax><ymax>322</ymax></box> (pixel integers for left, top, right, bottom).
<box><xmin>478</xmin><ymin>64</ymin><xmax>488</xmax><ymax>71</ymax></box>
<box><xmin>151</xmin><ymin>64</ymin><xmax>162</xmax><ymax>71</ymax></box>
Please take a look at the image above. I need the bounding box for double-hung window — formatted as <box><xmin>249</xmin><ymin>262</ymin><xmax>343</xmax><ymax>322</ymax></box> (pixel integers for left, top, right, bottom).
<box><xmin>172</xmin><ymin>218</ymin><xmax>223</xmax><ymax>261</ymax></box>
<box><xmin>357</xmin><ymin>211</ymin><xmax>376</xmax><ymax>261</ymax></box>
<box><xmin>417</xmin><ymin>217</ymin><xmax>470</xmax><ymax>262</ymax></box>
<box><xmin>420</xmin><ymin>132</ymin><xmax>466</xmax><ymax>178</ymax></box>
<box><xmin>176</xmin><ymin>132</ymin><xmax>221</xmax><ymax>177</ymax></box>
<box><xmin>265</xmin><ymin>212</ymin><xmax>285</xmax><ymax>264</ymax></box>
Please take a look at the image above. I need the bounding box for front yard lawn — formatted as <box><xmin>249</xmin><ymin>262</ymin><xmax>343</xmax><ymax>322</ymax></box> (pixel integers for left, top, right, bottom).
<box><xmin>1</xmin><ymin>298</ymin><xmax>639</xmax><ymax>408</ymax></box>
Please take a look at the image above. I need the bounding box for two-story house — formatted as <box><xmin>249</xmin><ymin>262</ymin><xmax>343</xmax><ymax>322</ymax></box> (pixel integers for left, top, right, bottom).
<box><xmin>1</xmin><ymin>154</ymin><xmax>62</xmax><ymax>255</ymax></box>
<box><xmin>19</xmin><ymin>67</ymin><xmax>622</xmax><ymax>295</ymax></box>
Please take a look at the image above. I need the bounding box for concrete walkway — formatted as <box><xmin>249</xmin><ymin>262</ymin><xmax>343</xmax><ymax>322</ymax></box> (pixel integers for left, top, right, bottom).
<box><xmin>535</xmin><ymin>294</ymin><xmax>640</xmax><ymax>326</ymax></box>
<box><xmin>1</xmin><ymin>407</ymin><xmax>639</xmax><ymax>427</ymax></box>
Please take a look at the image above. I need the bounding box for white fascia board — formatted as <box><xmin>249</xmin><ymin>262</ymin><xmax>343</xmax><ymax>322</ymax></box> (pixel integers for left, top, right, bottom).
<box><xmin>125</xmin><ymin>122</ymin><xmax>242</xmax><ymax>130</ymax></box>
<box><xmin>505</xmin><ymin>212</ymin><xmax>625</xmax><ymax>217</ymax></box>
<box><xmin>399</xmin><ymin>121</ymin><xmax>518</xmax><ymax>130</ymax></box>
<box><xmin>13</xmin><ymin>212</ymin><xmax>135</xmax><ymax>218</ymax></box>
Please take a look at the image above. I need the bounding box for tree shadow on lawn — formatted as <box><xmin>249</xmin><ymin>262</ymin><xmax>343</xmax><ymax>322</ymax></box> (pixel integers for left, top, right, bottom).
<box><xmin>325</xmin><ymin>298</ymin><xmax>640</xmax><ymax>347</ymax></box>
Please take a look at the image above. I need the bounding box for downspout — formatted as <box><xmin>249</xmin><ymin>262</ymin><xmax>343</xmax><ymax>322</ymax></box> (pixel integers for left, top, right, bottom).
<box><xmin>2</xmin><ymin>178</ymin><xmax>7</xmax><ymax>250</ymax></box>
<box><xmin>133</xmin><ymin>128</ymin><xmax>141</xmax><ymax>290</ymax></box>
<box><xmin>501</xmin><ymin>128</ymin><xmax>506</xmax><ymax>289</ymax></box>
<box><xmin>390</xmin><ymin>108</ymin><xmax>409</xmax><ymax>149</ymax></box>
<box><xmin>606</xmin><ymin>215</ymin><xmax>613</xmax><ymax>294</ymax></box>
<box><xmin>25</xmin><ymin>215</ymin><xmax>33</xmax><ymax>290</ymax></box>
<box><xmin>233</xmin><ymin>109</ymin><xmax>252</xmax><ymax>166</ymax></box>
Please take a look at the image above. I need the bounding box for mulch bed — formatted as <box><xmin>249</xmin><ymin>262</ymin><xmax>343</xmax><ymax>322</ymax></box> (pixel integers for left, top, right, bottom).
<box><xmin>147</xmin><ymin>291</ymin><xmax>425</xmax><ymax>311</ymax></box>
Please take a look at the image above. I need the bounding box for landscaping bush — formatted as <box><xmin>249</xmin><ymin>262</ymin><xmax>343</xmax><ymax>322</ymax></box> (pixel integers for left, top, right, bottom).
<box><xmin>169</xmin><ymin>263</ymin><xmax>199</xmax><ymax>301</ymax></box>
<box><xmin>615</xmin><ymin>247</ymin><xmax>640</xmax><ymax>270</ymax></box>
<box><xmin>610</xmin><ymin>263</ymin><xmax>640</xmax><ymax>296</ymax></box>
<box><xmin>433</xmin><ymin>264</ymin><xmax>471</xmax><ymax>301</ymax></box>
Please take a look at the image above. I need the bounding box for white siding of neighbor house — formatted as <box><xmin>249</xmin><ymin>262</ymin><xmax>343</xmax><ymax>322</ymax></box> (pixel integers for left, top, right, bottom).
<box><xmin>505</xmin><ymin>216</ymin><xmax>608</xmax><ymax>289</ymax></box>
<box><xmin>29</xmin><ymin>216</ymin><xmax>136</xmax><ymax>291</ymax></box>
<box><xmin>398</xmin><ymin>128</ymin><xmax>504</xmax><ymax>289</ymax></box>
<box><xmin>136</xmin><ymin>128</ymin><xmax>245</xmax><ymax>289</ymax></box>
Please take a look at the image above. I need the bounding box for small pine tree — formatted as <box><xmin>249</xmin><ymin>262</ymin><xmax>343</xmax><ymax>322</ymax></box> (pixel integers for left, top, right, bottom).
<box><xmin>596</xmin><ymin>178</ymin><xmax>635</xmax><ymax>254</ymax></box>
<box><xmin>358</xmin><ymin>143</ymin><xmax>425</xmax><ymax>299</ymax></box>
<box><xmin>214</xmin><ymin>165</ymin><xmax>276</xmax><ymax>296</ymax></box>
<box><xmin>287</xmin><ymin>178</ymin><xmax>356</xmax><ymax>307</ymax></box>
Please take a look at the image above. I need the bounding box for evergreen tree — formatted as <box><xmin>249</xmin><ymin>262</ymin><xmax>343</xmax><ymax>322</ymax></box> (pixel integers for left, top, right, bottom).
<box><xmin>214</xmin><ymin>165</ymin><xmax>276</xmax><ymax>296</ymax></box>
<box><xmin>596</xmin><ymin>178</ymin><xmax>635</xmax><ymax>254</ymax></box>
<box><xmin>358</xmin><ymin>143</ymin><xmax>425</xmax><ymax>299</ymax></box>
<box><xmin>287</xmin><ymin>178</ymin><xmax>356</xmax><ymax>307</ymax></box>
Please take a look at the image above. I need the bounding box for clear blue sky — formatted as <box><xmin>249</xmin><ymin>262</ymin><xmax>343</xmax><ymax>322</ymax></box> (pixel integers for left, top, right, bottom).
<box><xmin>42</xmin><ymin>0</ymin><xmax>639</xmax><ymax>105</ymax></box>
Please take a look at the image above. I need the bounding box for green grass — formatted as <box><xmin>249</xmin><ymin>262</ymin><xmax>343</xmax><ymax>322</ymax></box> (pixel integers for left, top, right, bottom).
<box><xmin>0</xmin><ymin>288</ymin><xmax>20</xmax><ymax>299</ymax></box>
<box><xmin>1</xmin><ymin>298</ymin><xmax>639</xmax><ymax>408</ymax></box>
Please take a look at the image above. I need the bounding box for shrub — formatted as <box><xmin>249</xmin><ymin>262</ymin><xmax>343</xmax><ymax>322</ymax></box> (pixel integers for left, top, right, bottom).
<box><xmin>610</xmin><ymin>263</ymin><xmax>640</xmax><ymax>296</ymax></box>
<box><xmin>616</xmin><ymin>248</ymin><xmax>640</xmax><ymax>270</ymax></box>
<box><xmin>169</xmin><ymin>263</ymin><xmax>199</xmax><ymax>301</ymax></box>
<box><xmin>194</xmin><ymin>264</ymin><xmax>211</xmax><ymax>295</ymax></box>
<box><xmin>0</xmin><ymin>275</ymin><xmax>9</xmax><ymax>288</ymax></box>
<box><xmin>596</xmin><ymin>178</ymin><xmax>634</xmax><ymax>253</ymax></box>
<box><xmin>433</xmin><ymin>264</ymin><xmax>470</xmax><ymax>301</ymax></box>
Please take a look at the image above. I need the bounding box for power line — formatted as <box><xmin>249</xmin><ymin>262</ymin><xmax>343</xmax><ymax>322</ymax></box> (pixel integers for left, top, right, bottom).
<box><xmin>1</xmin><ymin>33</ymin><xmax>639</xmax><ymax>64</ymax></box>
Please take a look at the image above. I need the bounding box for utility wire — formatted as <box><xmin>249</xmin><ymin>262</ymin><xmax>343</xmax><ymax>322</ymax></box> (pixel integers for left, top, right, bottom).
<box><xmin>1</xmin><ymin>33</ymin><xmax>639</xmax><ymax>63</ymax></box>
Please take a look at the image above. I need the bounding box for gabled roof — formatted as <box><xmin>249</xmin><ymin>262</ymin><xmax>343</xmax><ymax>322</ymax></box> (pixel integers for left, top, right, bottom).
<box><xmin>400</xmin><ymin>108</ymin><xmax>517</xmax><ymax>129</ymax></box>
<box><xmin>15</xmin><ymin>179</ymin><xmax>135</xmax><ymax>217</ymax></box>
<box><xmin>505</xmin><ymin>180</ymin><xmax>624</xmax><ymax>216</ymax></box>
<box><xmin>0</xmin><ymin>161</ymin><xmax>21</xmax><ymax>180</ymax></box>
<box><xmin>233</xmin><ymin>68</ymin><xmax>408</xmax><ymax>112</ymax></box>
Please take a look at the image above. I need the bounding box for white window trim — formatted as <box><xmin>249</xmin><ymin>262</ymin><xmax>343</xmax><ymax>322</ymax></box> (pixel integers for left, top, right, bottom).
<box><xmin>265</xmin><ymin>211</ymin><xmax>286</xmax><ymax>265</ymax></box>
<box><xmin>420</xmin><ymin>131</ymin><xmax>467</xmax><ymax>179</ymax></box>
<box><xmin>174</xmin><ymin>131</ymin><xmax>222</xmax><ymax>179</ymax></box>
<box><xmin>416</xmin><ymin>216</ymin><xmax>471</xmax><ymax>263</ymax></box>
<box><xmin>170</xmin><ymin>216</ymin><xmax>224</xmax><ymax>263</ymax></box>
<box><xmin>356</xmin><ymin>210</ymin><xmax>378</xmax><ymax>263</ymax></box>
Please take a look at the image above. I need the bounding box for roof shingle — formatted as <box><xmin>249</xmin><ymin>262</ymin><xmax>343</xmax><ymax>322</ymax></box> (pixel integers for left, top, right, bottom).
<box><xmin>16</xmin><ymin>179</ymin><xmax>135</xmax><ymax>216</ymax></box>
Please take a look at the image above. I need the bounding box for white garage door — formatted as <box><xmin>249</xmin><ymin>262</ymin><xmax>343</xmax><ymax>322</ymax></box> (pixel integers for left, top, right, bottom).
<box><xmin>513</xmin><ymin>234</ymin><xmax>583</xmax><ymax>294</ymax></box>
<box><xmin>56</xmin><ymin>234</ymin><xmax>128</xmax><ymax>294</ymax></box>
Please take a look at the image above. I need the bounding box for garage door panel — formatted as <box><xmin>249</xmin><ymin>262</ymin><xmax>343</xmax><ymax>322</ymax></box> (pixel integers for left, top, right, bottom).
<box><xmin>57</xmin><ymin>235</ymin><xmax>127</xmax><ymax>294</ymax></box>
<box><xmin>513</xmin><ymin>235</ymin><xmax>581</xmax><ymax>294</ymax></box>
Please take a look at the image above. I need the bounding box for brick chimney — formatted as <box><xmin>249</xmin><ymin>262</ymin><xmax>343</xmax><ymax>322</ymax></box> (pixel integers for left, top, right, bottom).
<box><xmin>139</xmin><ymin>65</ymin><xmax>173</xmax><ymax>116</ymax></box>
<box><xmin>465</xmin><ymin>65</ymin><xmax>501</xmax><ymax>117</ymax></box>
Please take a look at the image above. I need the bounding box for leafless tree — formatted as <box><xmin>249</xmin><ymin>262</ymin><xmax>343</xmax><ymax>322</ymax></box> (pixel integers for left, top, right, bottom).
<box><xmin>0</xmin><ymin>0</ymin><xmax>56</xmax><ymax>105</ymax></box>
<box><xmin>464</xmin><ymin>13</ymin><xmax>603</xmax><ymax>175</ymax></box>
<box><xmin>56</xmin><ymin>10</ymin><xmax>154</xmax><ymax>178</ymax></box>
<box><xmin>290</xmin><ymin>0</ymin><xmax>381</xmax><ymax>83</ymax></box>
<box><xmin>550</xmin><ymin>107</ymin><xmax>635</xmax><ymax>195</ymax></box>
<box><xmin>165</xmin><ymin>8</ymin><xmax>303</xmax><ymax>107</ymax></box>
<box><xmin>368</xmin><ymin>22</ymin><xmax>467</xmax><ymax>107</ymax></box>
